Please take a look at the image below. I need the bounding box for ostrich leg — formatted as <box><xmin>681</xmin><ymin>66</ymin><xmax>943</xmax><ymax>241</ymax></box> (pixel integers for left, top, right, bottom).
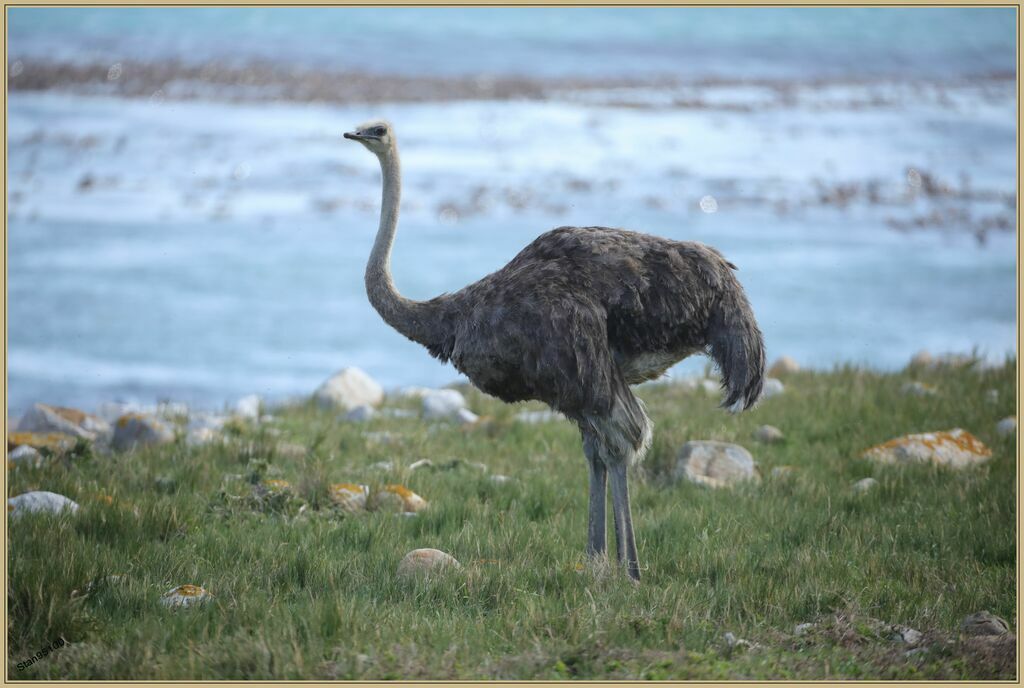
<box><xmin>583</xmin><ymin>435</ymin><xmax>608</xmax><ymax>558</ymax></box>
<box><xmin>609</xmin><ymin>462</ymin><xmax>640</xmax><ymax>581</ymax></box>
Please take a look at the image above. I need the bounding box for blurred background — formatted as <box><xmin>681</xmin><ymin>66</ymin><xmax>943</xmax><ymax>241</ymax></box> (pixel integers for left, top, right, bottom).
<box><xmin>5</xmin><ymin>7</ymin><xmax>1017</xmax><ymax>416</ymax></box>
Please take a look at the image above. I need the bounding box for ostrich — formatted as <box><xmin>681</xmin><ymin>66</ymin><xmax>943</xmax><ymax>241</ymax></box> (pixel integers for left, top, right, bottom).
<box><xmin>344</xmin><ymin>120</ymin><xmax>764</xmax><ymax>581</ymax></box>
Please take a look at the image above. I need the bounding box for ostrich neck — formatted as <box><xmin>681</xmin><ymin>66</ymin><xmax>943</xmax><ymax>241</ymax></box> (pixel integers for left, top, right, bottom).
<box><xmin>364</xmin><ymin>148</ymin><xmax>438</xmax><ymax>347</ymax></box>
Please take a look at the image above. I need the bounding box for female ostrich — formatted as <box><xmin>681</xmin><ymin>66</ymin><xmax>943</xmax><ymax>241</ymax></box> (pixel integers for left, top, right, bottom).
<box><xmin>345</xmin><ymin>120</ymin><xmax>764</xmax><ymax>581</ymax></box>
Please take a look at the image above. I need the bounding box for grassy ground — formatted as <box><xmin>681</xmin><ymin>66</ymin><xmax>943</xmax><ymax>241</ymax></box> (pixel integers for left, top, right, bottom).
<box><xmin>6</xmin><ymin>359</ymin><xmax>1017</xmax><ymax>680</ymax></box>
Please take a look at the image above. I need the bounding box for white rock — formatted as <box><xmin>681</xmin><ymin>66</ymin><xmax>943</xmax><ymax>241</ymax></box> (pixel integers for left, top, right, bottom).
<box><xmin>895</xmin><ymin>627</ymin><xmax>923</xmax><ymax>646</ymax></box>
<box><xmin>368</xmin><ymin>485</ymin><xmax>428</xmax><ymax>513</ymax></box>
<box><xmin>8</xmin><ymin>491</ymin><xmax>79</xmax><ymax>518</ymax></box>
<box><xmin>996</xmin><ymin>417</ymin><xmax>1016</xmax><ymax>437</ymax></box>
<box><xmin>329</xmin><ymin>483</ymin><xmax>369</xmax><ymax>512</ymax></box>
<box><xmin>8</xmin><ymin>445</ymin><xmax>42</xmax><ymax>466</ymax></box>
<box><xmin>421</xmin><ymin>389</ymin><xmax>467</xmax><ymax>419</ymax></box>
<box><xmin>852</xmin><ymin>477</ymin><xmax>879</xmax><ymax>494</ymax></box>
<box><xmin>393</xmin><ymin>386</ymin><xmax>434</xmax><ymax>399</ymax></box>
<box><xmin>489</xmin><ymin>474</ymin><xmax>514</xmax><ymax>485</ymax></box>
<box><xmin>862</xmin><ymin>428</ymin><xmax>992</xmax><ymax>469</ymax></box>
<box><xmin>794</xmin><ymin>622</ymin><xmax>815</xmax><ymax>636</ymax></box>
<box><xmin>901</xmin><ymin>381</ymin><xmax>937</xmax><ymax>397</ymax></box>
<box><xmin>396</xmin><ymin>548</ymin><xmax>461</xmax><ymax>579</ymax></box>
<box><xmin>767</xmin><ymin>356</ymin><xmax>800</xmax><ymax>376</ymax></box>
<box><xmin>760</xmin><ymin>378</ymin><xmax>785</xmax><ymax>399</ymax></box>
<box><xmin>160</xmin><ymin>584</ymin><xmax>212</xmax><ymax>609</ymax></box>
<box><xmin>233</xmin><ymin>394</ymin><xmax>262</xmax><ymax>420</ymax></box>
<box><xmin>515</xmin><ymin>409</ymin><xmax>563</xmax><ymax>424</ymax></box>
<box><xmin>673</xmin><ymin>441</ymin><xmax>760</xmax><ymax>488</ymax></box>
<box><xmin>754</xmin><ymin>425</ymin><xmax>784</xmax><ymax>443</ymax></box>
<box><xmin>111</xmin><ymin>413</ymin><xmax>175</xmax><ymax>452</ymax></box>
<box><xmin>313</xmin><ymin>367</ymin><xmax>384</xmax><ymax>411</ymax></box>
<box><xmin>345</xmin><ymin>404</ymin><xmax>376</xmax><ymax>422</ymax></box>
<box><xmin>18</xmin><ymin>403</ymin><xmax>109</xmax><ymax>440</ymax></box>
<box><xmin>455</xmin><ymin>408</ymin><xmax>479</xmax><ymax>425</ymax></box>
<box><xmin>186</xmin><ymin>427</ymin><xmax>220</xmax><ymax>447</ymax></box>
<box><xmin>409</xmin><ymin>459</ymin><xmax>434</xmax><ymax>471</ymax></box>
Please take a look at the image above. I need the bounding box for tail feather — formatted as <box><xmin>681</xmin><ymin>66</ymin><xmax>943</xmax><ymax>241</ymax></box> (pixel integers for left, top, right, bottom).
<box><xmin>707</xmin><ymin>293</ymin><xmax>765</xmax><ymax>412</ymax></box>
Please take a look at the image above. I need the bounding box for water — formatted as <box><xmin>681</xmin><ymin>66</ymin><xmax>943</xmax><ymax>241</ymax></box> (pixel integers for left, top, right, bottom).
<box><xmin>8</xmin><ymin>7</ymin><xmax>1016</xmax><ymax>80</ymax></box>
<box><xmin>5</xmin><ymin>8</ymin><xmax>1017</xmax><ymax>416</ymax></box>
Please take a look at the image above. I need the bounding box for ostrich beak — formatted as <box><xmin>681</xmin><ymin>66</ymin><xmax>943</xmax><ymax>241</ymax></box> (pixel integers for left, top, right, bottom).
<box><xmin>343</xmin><ymin>131</ymin><xmax>364</xmax><ymax>141</ymax></box>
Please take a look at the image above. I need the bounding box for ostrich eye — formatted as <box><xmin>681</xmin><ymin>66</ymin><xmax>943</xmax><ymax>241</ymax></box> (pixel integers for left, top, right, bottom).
<box><xmin>373</xmin><ymin>126</ymin><xmax>386</xmax><ymax>137</ymax></box>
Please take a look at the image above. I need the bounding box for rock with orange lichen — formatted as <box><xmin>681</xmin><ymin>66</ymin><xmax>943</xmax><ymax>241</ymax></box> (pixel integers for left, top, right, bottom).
<box><xmin>367</xmin><ymin>484</ymin><xmax>428</xmax><ymax>513</ymax></box>
<box><xmin>862</xmin><ymin>428</ymin><xmax>992</xmax><ymax>469</ymax></box>
<box><xmin>329</xmin><ymin>483</ymin><xmax>369</xmax><ymax>512</ymax></box>
<box><xmin>18</xmin><ymin>403</ymin><xmax>110</xmax><ymax>441</ymax></box>
<box><xmin>111</xmin><ymin>413</ymin><xmax>175</xmax><ymax>452</ymax></box>
<box><xmin>7</xmin><ymin>431</ymin><xmax>76</xmax><ymax>453</ymax></box>
<box><xmin>767</xmin><ymin>356</ymin><xmax>800</xmax><ymax>377</ymax></box>
<box><xmin>160</xmin><ymin>584</ymin><xmax>212</xmax><ymax>609</ymax></box>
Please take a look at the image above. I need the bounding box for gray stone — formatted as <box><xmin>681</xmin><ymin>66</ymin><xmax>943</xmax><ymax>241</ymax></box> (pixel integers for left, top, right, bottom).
<box><xmin>754</xmin><ymin>425</ymin><xmax>784</xmax><ymax>443</ymax></box>
<box><xmin>8</xmin><ymin>491</ymin><xmax>79</xmax><ymax>518</ymax></box>
<box><xmin>313</xmin><ymin>367</ymin><xmax>384</xmax><ymax>411</ymax></box>
<box><xmin>345</xmin><ymin>404</ymin><xmax>376</xmax><ymax>422</ymax></box>
<box><xmin>396</xmin><ymin>548</ymin><xmax>461</xmax><ymax>579</ymax></box>
<box><xmin>455</xmin><ymin>408</ymin><xmax>479</xmax><ymax>425</ymax></box>
<box><xmin>111</xmin><ymin>413</ymin><xmax>175</xmax><ymax>452</ymax></box>
<box><xmin>9</xmin><ymin>445</ymin><xmax>42</xmax><ymax>466</ymax></box>
<box><xmin>996</xmin><ymin>417</ymin><xmax>1016</xmax><ymax>437</ymax></box>
<box><xmin>961</xmin><ymin>611</ymin><xmax>1010</xmax><ymax>637</ymax></box>
<box><xmin>673</xmin><ymin>441</ymin><xmax>760</xmax><ymax>488</ymax></box>
<box><xmin>894</xmin><ymin>627</ymin><xmax>923</xmax><ymax>646</ymax></box>
<box><xmin>761</xmin><ymin>378</ymin><xmax>785</xmax><ymax>399</ymax></box>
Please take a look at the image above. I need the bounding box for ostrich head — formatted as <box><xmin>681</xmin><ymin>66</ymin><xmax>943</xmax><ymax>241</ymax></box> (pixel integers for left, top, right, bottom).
<box><xmin>344</xmin><ymin>119</ymin><xmax>394</xmax><ymax>156</ymax></box>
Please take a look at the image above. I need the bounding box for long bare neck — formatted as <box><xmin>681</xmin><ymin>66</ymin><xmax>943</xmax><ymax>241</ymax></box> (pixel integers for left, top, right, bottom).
<box><xmin>364</xmin><ymin>146</ymin><xmax>438</xmax><ymax>347</ymax></box>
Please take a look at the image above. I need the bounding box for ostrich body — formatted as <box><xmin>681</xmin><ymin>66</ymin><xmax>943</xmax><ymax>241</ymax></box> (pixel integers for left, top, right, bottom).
<box><xmin>345</xmin><ymin>121</ymin><xmax>765</xmax><ymax>581</ymax></box>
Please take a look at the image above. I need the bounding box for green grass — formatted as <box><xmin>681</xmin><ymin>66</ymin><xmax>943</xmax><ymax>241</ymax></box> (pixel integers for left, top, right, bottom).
<box><xmin>7</xmin><ymin>359</ymin><xmax>1017</xmax><ymax>680</ymax></box>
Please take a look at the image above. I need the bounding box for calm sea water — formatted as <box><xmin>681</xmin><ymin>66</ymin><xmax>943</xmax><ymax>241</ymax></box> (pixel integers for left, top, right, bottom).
<box><xmin>5</xmin><ymin>8</ymin><xmax>1018</xmax><ymax>415</ymax></box>
<box><xmin>8</xmin><ymin>7</ymin><xmax>1017</xmax><ymax>80</ymax></box>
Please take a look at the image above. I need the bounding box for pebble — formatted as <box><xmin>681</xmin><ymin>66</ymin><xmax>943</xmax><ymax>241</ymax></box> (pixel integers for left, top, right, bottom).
<box><xmin>794</xmin><ymin>622</ymin><xmax>815</xmax><ymax>636</ymax></box>
<box><xmin>996</xmin><ymin>417</ymin><xmax>1016</xmax><ymax>437</ymax></box>
<box><xmin>455</xmin><ymin>408</ymin><xmax>479</xmax><ymax>425</ymax></box>
<box><xmin>767</xmin><ymin>356</ymin><xmax>800</xmax><ymax>376</ymax></box>
<box><xmin>313</xmin><ymin>367</ymin><xmax>384</xmax><ymax>411</ymax></box>
<box><xmin>160</xmin><ymin>584</ymin><xmax>212</xmax><ymax>609</ymax></box>
<box><xmin>489</xmin><ymin>474</ymin><xmax>514</xmax><ymax>485</ymax></box>
<box><xmin>761</xmin><ymin>378</ymin><xmax>785</xmax><ymax>399</ymax></box>
<box><xmin>852</xmin><ymin>477</ymin><xmax>879</xmax><ymax>494</ymax></box>
<box><xmin>753</xmin><ymin>425</ymin><xmax>784</xmax><ymax>443</ymax></box>
<box><xmin>862</xmin><ymin>428</ymin><xmax>991</xmax><ymax>469</ymax></box>
<box><xmin>672</xmin><ymin>441</ymin><xmax>760</xmax><ymax>488</ymax></box>
<box><xmin>408</xmin><ymin>459</ymin><xmax>434</xmax><ymax>471</ymax></box>
<box><xmin>961</xmin><ymin>611</ymin><xmax>1010</xmax><ymax>637</ymax></box>
<box><xmin>396</xmin><ymin>548</ymin><xmax>461</xmax><ymax>579</ymax></box>
<box><xmin>893</xmin><ymin>627</ymin><xmax>923</xmax><ymax>646</ymax></box>
<box><xmin>8</xmin><ymin>491</ymin><xmax>79</xmax><ymax>518</ymax></box>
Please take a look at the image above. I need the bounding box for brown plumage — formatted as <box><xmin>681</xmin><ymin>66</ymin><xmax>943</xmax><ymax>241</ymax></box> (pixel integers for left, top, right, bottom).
<box><xmin>345</xmin><ymin>120</ymin><xmax>765</xmax><ymax>581</ymax></box>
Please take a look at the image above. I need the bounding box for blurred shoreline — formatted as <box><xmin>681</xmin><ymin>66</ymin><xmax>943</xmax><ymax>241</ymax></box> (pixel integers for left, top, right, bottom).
<box><xmin>8</xmin><ymin>57</ymin><xmax>1016</xmax><ymax>109</ymax></box>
